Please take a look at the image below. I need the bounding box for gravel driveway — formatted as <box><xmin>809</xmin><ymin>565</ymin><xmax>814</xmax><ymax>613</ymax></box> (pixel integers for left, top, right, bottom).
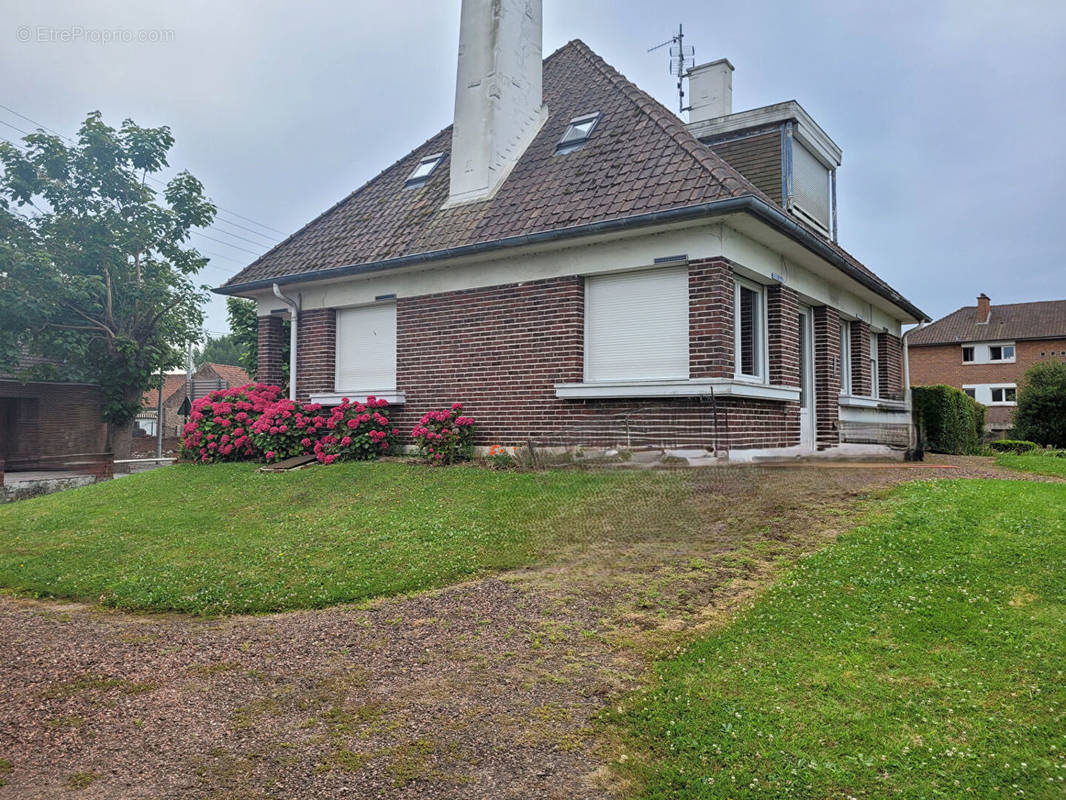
<box><xmin>0</xmin><ymin>457</ymin><xmax>1048</xmax><ymax>799</ymax></box>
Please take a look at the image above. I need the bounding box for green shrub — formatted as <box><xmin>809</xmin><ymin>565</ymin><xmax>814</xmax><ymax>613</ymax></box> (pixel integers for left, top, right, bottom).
<box><xmin>1014</xmin><ymin>360</ymin><xmax>1066</xmax><ymax>448</ymax></box>
<box><xmin>911</xmin><ymin>385</ymin><xmax>983</xmax><ymax>454</ymax></box>
<box><xmin>989</xmin><ymin>439</ymin><xmax>1039</xmax><ymax>454</ymax></box>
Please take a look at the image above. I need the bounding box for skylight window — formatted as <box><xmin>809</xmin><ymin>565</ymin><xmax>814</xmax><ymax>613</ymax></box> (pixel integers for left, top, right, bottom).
<box><xmin>556</xmin><ymin>113</ymin><xmax>601</xmax><ymax>154</ymax></box>
<box><xmin>405</xmin><ymin>153</ymin><xmax>444</xmax><ymax>187</ymax></box>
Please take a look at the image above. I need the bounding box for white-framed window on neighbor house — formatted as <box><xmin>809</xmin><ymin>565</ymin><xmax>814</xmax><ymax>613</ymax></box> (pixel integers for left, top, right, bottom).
<box><xmin>964</xmin><ymin>383</ymin><xmax>1017</xmax><ymax>406</ymax></box>
<box><xmin>734</xmin><ymin>278</ymin><xmax>768</xmax><ymax>382</ymax></box>
<box><xmin>839</xmin><ymin>319</ymin><xmax>852</xmax><ymax>395</ymax></box>
<box><xmin>584</xmin><ymin>266</ymin><xmax>689</xmax><ymax>382</ymax></box>
<box><xmin>869</xmin><ymin>332</ymin><xmax>880</xmax><ymax>398</ymax></box>
<box><xmin>335</xmin><ymin>302</ymin><xmax>397</xmax><ymax>392</ymax></box>
<box><xmin>989</xmin><ymin>344</ymin><xmax>1016</xmax><ymax>362</ymax></box>
<box><xmin>962</xmin><ymin>346</ymin><xmax>975</xmax><ymax>363</ymax></box>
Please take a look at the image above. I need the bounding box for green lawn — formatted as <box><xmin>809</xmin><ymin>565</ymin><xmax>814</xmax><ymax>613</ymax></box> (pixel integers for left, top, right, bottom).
<box><xmin>0</xmin><ymin>462</ymin><xmax>634</xmax><ymax>614</ymax></box>
<box><xmin>997</xmin><ymin>452</ymin><xmax>1066</xmax><ymax>478</ymax></box>
<box><xmin>615</xmin><ymin>479</ymin><xmax>1066</xmax><ymax>798</ymax></box>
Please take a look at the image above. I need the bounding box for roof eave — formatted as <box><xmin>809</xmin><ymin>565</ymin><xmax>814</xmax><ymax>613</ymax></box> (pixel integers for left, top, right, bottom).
<box><xmin>215</xmin><ymin>196</ymin><xmax>928</xmax><ymax>323</ymax></box>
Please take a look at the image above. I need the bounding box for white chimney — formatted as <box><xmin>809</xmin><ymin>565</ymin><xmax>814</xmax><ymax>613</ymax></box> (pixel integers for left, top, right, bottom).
<box><xmin>687</xmin><ymin>58</ymin><xmax>734</xmax><ymax>124</ymax></box>
<box><xmin>447</xmin><ymin>0</ymin><xmax>548</xmax><ymax>206</ymax></box>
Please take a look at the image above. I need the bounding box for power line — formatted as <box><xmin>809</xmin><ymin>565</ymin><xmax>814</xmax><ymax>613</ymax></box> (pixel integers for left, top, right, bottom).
<box><xmin>191</xmin><ymin>230</ymin><xmax>263</xmax><ymax>257</ymax></box>
<box><xmin>212</xmin><ymin>216</ymin><xmax>280</xmax><ymax>244</ymax></box>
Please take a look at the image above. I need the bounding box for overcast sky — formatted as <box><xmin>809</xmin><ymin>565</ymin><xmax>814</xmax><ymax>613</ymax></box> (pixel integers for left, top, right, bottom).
<box><xmin>3</xmin><ymin>0</ymin><xmax>1065</xmax><ymax>336</ymax></box>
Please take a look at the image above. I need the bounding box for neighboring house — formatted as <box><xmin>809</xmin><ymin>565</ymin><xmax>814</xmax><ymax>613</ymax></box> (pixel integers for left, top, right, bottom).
<box><xmin>0</xmin><ymin>357</ymin><xmax>110</xmax><ymax>481</ymax></box>
<box><xmin>909</xmin><ymin>294</ymin><xmax>1066</xmax><ymax>431</ymax></box>
<box><xmin>136</xmin><ymin>363</ymin><xmax>250</xmax><ymax>438</ymax></box>
<box><xmin>216</xmin><ymin>0</ymin><xmax>926</xmax><ymax>461</ymax></box>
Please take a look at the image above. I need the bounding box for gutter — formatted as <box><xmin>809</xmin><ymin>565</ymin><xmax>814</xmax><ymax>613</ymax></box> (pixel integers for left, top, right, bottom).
<box><xmin>217</xmin><ymin>196</ymin><xmax>929</xmax><ymax>323</ymax></box>
<box><xmin>901</xmin><ymin>320</ymin><xmax>926</xmax><ymax>454</ymax></box>
<box><xmin>272</xmin><ymin>283</ymin><xmax>299</xmax><ymax>401</ymax></box>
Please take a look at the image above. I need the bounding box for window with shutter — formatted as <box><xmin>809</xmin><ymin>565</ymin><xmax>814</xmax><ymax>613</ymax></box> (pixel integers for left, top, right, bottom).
<box><xmin>335</xmin><ymin>303</ymin><xmax>397</xmax><ymax>391</ymax></box>
<box><xmin>584</xmin><ymin>267</ymin><xmax>689</xmax><ymax>382</ymax></box>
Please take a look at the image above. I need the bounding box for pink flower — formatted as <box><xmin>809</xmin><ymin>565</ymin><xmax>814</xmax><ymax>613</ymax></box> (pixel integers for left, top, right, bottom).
<box><xmin>301</xmin><ymin>437</ymin><xmax>312</xmax><ymax>447</ymax></box>
<box><xmin>452</xmin><ymin>402</ymin><xmax>462</xmax><ymax>410</ymax></box>
<box><xmin>340</xmin><ymin>436</ymin><xmax>352</xmax><ymax>446</ymax></box>
<box><xmin>266</xmin><ymin>451</ymin><xmax>275</xmax><ymax>460</ymax></box>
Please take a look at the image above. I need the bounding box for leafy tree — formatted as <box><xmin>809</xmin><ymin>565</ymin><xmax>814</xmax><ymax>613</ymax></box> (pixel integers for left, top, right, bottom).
<box><xmin>195</xmin><ymin>332</ymin><xmax>242</xmax><ymax>367</ymax></box>
<box><xmin>0</xmin><ymin>111</ymin><xmax>215</xmax><ymax>457</ymax></box>
<box><xmin>1014</xmin><ymin>359</ymin><xmax>1066</xmax><ymax>447</ymax></box>
<box><xmin>226</xmin><ymin>296</ymin><xmax>289</xmax><ymax>383</ymax></box>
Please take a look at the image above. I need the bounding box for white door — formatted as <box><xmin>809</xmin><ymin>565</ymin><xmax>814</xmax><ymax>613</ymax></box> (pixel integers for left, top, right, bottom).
<box><xmin>798</xmin><ymin>308</ymin><xmax>816</xmax><ymax>451</ymax></box>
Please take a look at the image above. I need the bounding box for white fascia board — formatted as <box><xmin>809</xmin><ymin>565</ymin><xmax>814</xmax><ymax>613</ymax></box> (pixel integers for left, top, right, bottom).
<box><xmin>309</xmin><ymin>390</ymin><xmax>405</xmax><ymax>406</ymax></box>
<box><xmin>554</xmin><ymin>378</ymin><xmax>800</xmax><ymax>402</ymax></box>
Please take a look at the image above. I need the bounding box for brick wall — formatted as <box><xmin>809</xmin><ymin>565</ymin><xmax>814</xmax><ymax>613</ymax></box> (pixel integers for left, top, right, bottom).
<box><xmin>878</xmin><ymin>333</ymin><xmax>904</xmax><ymax>400</ymax></box>
<box><xmin>0</xmin><ymin>380</ymin><xmax>108</xmax><ymax>470</ymax></box>
<box><xmin>256</xmin><ymin>315</ymin><xmax>285</xmax><ymax>387</ymax></box>
<box><xmin>849</xmin><ymin>319</ymin><xmax>872</xmax><ymax>397</ymax></box>
<box><xmin>813</xmin><ymin>306</ymin><xmax>841</xmax><ymax>449</ymax></box>
<box><xmin>767</xmin><ymin>285</ymin><xmax>800</xmax><ymax>387</ymax></box>
<box><xmin>256</xmin><ymin>261</ymin><xmax>929</xmax><ymax>455</ymax></box>
<box><xmin>295</xmin><ymin>308</ymin><xmax>336</xmax><ymax>400</ymax></box>
<box><xmin>688</xmin><ymin>258</ymin><xmax>735</xmax><ymax>379</ymax></box>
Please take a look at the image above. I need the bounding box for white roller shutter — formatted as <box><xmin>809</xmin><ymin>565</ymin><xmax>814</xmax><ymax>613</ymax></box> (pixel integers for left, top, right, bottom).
<box><xmin>585</xmin><ymin>267</ymin><xmax>689</xmax><ymax>382</ymax></box>
<box><xmin>792</xmin><ymin>141</ymin><xmax>830</xmax><ymax>231</ymax></box>
<box><xmin>335</xmin><ymin>303</ymin><xmax>397</xmax><ymax>391</ymax></box>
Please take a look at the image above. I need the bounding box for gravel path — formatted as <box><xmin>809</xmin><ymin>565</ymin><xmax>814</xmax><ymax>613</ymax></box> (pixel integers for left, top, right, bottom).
<box><xmin>0</xmin><ymin>457</ymin><xmax>1053</xmax><ymax>799</ymax></box>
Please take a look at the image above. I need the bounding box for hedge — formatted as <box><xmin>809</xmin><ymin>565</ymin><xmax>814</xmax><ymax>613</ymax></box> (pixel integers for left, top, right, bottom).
<box><xmin>989</xmin><ymin>439</ymin><xmax>1040</xmax><ymax>454</ymax></box>
<box><xmin>912</xmin><ymin>385</ymin><xmax>985</xmax><ymax>455</ymax></box>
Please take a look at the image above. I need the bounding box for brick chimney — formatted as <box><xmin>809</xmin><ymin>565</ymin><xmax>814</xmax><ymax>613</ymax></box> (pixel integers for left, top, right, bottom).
<box><xmin>447</xmin><ymin>0</ymin><xmax>547</xmax><ymax>206</ymax></box>
<box><xmin>976</xmin><ymin>293</ymin><xmax>991</xmax><ymax>323</ymax></box>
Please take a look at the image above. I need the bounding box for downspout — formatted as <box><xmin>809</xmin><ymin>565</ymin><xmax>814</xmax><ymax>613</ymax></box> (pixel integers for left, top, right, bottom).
<box><xmin>272</xmin><ymin>283</ymin><xmax>299</xmax><ymax>402</ymax></box>
<box><xmin>902</xmin><ymin>321</ymin><xmax>925</xmax><ymax>455</ymax></box>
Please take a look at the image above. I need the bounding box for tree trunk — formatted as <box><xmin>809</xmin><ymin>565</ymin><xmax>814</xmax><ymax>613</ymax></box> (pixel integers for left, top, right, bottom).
<box><xmin>108</xmin><ymin>420</ymin><xmax>134</xmax><ymax>473</ymax></box>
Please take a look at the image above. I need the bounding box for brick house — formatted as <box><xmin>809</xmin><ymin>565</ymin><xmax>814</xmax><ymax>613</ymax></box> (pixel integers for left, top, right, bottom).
<box><xmin>909</xmin><ymin>295</ymin><xmax>1066</xmax><ymax>431</ymax></box>
<box><xmin>137</xmin><ymin>363</ymin><xmax>251</xmax><ymax>438</ymax></box>
<box><xmin>216</xmin><ymin>0</ymin><xmax>926</xmax><ymax>461</ymax></box>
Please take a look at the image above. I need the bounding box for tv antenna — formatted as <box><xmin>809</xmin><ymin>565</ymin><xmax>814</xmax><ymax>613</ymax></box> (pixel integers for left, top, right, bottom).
<box><xmin>648</xmin><ymin>24</ymin><xmax>695</xmax><ymax>114</ymax></box>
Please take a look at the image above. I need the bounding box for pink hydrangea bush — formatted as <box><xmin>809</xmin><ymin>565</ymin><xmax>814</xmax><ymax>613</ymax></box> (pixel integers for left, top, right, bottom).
<box><xmin>182</xmin><ymin>384</ymin><xmax>397</xmax><ymax>465</ymax></box>
<box><xmin>410</xmin><ymin>403</ymin><xmax>476</xmax><ymax>465</ymax></box>
<box><xmin>181</xmin><ymin>383</ymin><xmax>280</xmax><ymax>464</ymax></box>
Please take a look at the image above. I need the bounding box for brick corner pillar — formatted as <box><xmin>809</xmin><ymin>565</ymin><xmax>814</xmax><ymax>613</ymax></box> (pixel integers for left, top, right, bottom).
<box><xmin>813</xmin><ymin>306</ymin><xmax>841</xmax><ymax>450</ymax></box>
<box><xmin>767</xmin><ymin>284</ymin><xmax>800</xmax><ymax>387</ymax></box>
<box><xmin>295</xmin><ymin>308</ymin><xmax>337</xmax><ymax>402</ymax></box>
<box><xmin>256</xmin><ymin>314</ymin><xmax>285</xmax><ymax>387</ymax></box>
<box><xmin>850</xmin><ymin>318</ymin><xmax>872</xmax><ymax>398</ymax></box>
<box><xmin>689</xmin><ymin>259</ymin><xmax>736</xmax><ymax>378</ymax></box>
<box><xmin>878</xmin><ymin>333</ymin><xmax>904</xmax><ymax>401</ymax></box>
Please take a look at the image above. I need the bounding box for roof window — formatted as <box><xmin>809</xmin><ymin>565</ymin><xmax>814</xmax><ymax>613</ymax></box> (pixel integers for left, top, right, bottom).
<box><xmin>405</xmin><ymin>153</ymin><xmax>444</xmax><ymax>187</ymax></box>
<box><xmin>556</xmin><ymin>113</ymin><xmax>601</xmax><ymax>154</ymax></box>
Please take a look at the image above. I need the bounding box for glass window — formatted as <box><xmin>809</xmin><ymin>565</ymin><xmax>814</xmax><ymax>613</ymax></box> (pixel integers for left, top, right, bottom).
<box><xmin>962</xmin><ymin>346</ymin><xmax>974</xmax><ymax>362</ymax></box>
<box><xmin>1005</xmin><ymin>386</ymin><xmax>1017</xmax><ymax>402</ymax></box>
<box><xmin>734</xmin><ymin>280</ymin><xmax>766</xmax><ymax>381</ymax></box>
<box><xmin>964</xmin><ymin>388</ymin><xmax>976</xmax><ymax>399</ymax></box>
<box><xmin>869</xmin><ymin>333</ymin><xmax>880</xmax><ymax>398</ymax></box>
<box><xmin>839</xmin><ymin>320</ymin><xmax>852</xmax><ymax>395</ymax></box>
<box><xmin>1002</xmin><ymin>344</ymin><xmax>1015</xmax><ymax>360</ymax></box>
<box><xmin>989</xmin><ymin>345</ymin><xmax>1002</xmax><ymax>360</ymax></box>
<box><xmin>557</xmin><ymin>113</ymin><xmax>601</xmax><ymax>153</ymax></box>
<box><xmin>405</xmin><ymin>153</ymin><xmax>444</xmax><ymax>187</ymax></box>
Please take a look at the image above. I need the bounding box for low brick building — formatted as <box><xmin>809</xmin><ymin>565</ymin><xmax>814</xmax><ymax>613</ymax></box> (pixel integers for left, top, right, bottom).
<box><xmin>136</xmin><ymin>363</ymin><xmax>250</xmax><ymax>439</ymax></box>
<box><xmin>909</xmin><ymin>294</ymin><xmax>1066</xmax><ymax>431</ymax></box>
<box><xmin>0</xmin><ymin>375</ymin><xmax>111</xmax><ymax>483</ymax></box>
<box><xmin>216</xmin><ymin>4</ymin><xmax>924</xmax><ymax>460</ymax></box>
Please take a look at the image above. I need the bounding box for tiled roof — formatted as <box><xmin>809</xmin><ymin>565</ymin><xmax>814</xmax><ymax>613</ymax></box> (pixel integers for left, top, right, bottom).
<box><xmin>909</xmin><ymin>299</ymin><xmax>1066</xmax><ymax>346</ymax></box>
<box><xmin>140</xmin><ymin>373</ymin><xmax>187</xmax><ymax>408</ymax></box>
<box><xmin>218</xmin><ymin>40</ymin><xmax>920</xmax><ymax>319</ymax></box>
<box><xmin>202</xmin><ymin>363</ymin><xmax>251</xmax><ymax>388</ymax></box>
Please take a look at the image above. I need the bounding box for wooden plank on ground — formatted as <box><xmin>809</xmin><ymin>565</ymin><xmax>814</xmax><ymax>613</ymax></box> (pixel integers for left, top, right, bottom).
<box><xmin>258</xmin><ymin>454</ymin><xmax>317</xmax><ymax>473</ymax></box>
